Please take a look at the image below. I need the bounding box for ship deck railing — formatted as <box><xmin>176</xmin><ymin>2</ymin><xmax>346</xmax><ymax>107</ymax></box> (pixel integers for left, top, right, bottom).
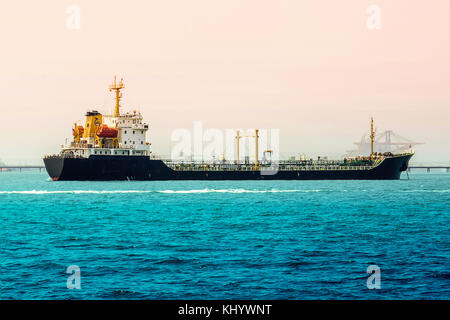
<box><xmin>64</xmin><ymin>144</ymin><xmax>138</xmax><ymax>150</ymax></box>
<box><xmin>162</xmin><ymin>159</ymin><xmax>378</xmax><ymax>172</ymax></box>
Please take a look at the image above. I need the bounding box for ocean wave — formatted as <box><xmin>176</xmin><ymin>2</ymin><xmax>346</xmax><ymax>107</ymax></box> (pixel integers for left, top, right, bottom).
<box><xmin>0</xmin><ymin>188</ymin><xmax>321</xmax><ymax>195</ymax></box>
<box><xmin>157</xmin><ymin>188</ymin><xmax>320</xmax><ymax>194</ymax></box>
<box><xmin>400</xmin><ymin>190</ymin><xmax>450</xmax><ymax>193</ymax></box>
<box><xmin>0</xmin><ymin>190</ymin><xmax>153</xmax><ymax>194</ymax></box>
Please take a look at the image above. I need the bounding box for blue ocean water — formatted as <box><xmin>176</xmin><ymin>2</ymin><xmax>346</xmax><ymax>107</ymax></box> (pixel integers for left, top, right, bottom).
<box><xmin>0</xmin><ymin>171</ymin><xmax>448</xmax><ymax>300</ymax></box>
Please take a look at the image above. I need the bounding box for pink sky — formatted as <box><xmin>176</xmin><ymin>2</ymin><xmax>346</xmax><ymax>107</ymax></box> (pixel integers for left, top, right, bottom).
<box><xmin>0</xmin><ymin>0</ymin><xmax>449</xmax><ymax>164</ymax></box>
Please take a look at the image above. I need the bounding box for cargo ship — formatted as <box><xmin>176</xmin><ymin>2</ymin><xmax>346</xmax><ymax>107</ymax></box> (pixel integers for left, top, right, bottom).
<box><xmin>43</xmin><ymin>77</ymin><xmax>413</xmax><ymax>181</ymax></box>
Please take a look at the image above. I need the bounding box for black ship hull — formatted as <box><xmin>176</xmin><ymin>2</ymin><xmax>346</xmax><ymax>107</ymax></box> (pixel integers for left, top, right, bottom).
<box><xmin>44</xmin><ymin>154</ymin><xmax>413</xmax><ymax>181</ymax></box>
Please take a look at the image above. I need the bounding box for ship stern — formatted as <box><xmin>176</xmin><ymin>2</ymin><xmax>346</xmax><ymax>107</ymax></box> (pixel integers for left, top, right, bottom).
<box><xmin>43</xmin><ymin>156</ymin><xmax>65</xmax><ymax>181</ymax></box>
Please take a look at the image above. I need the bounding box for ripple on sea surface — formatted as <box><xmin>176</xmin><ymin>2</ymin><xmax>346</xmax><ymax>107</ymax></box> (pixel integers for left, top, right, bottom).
<box><xmin>0</xmin><ymin>172</ymin><xmax>448</xmax><ymax>299</ymax></box>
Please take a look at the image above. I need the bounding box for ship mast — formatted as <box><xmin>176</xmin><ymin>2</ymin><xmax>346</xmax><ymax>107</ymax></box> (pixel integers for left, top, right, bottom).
<box><xmin>235</xmin><ymin>129</ymin><xmax>259</xmax><ymax>168</ymax></box>
<box><xmin>254</xmin><ymin>129</ymin><xmax>259</xmax><ymax>168</ymax></box>
<box><xmin>109</xmin><ymin>76</ymin><xmax>125</xmax><ymax>117</ymax></box>
<box><xmin>235</xmin><ymin>130</ymin><xmax>242</xmax><ymax>164</ymax></box>
<box><xmin>370</xmin><ymin>117</ymin><xmax>375</xmax><ymax>159</ymax></box>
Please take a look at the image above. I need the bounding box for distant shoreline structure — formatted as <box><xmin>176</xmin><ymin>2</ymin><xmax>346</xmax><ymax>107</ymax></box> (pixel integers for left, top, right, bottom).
<box><xmin>346</xmin><ymin>130</ymin><xmax>423</xmax><ymax>157</ymax></box>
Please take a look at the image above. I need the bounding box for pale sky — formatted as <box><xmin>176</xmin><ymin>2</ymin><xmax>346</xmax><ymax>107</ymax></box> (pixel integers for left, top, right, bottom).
<box><xmin>0</xmin><ymin>0</ymin><xmax>449</xmax><ymax>164</ymax></box>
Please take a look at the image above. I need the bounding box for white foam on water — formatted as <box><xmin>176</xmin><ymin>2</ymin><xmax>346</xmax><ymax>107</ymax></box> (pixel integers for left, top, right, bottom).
<box><xmin>400</xmin><ymin>189</ymin><xmax>450</xmax><ymax>193</ymax></box>
<box><xmin>0</xmin><ymin>188</ymin><xmax>321</xmax><ymax>195</ymax></box>
<box><xmin>157</xmin><ymin>188</ymin><xmax>320</xmax><ymax>194</ymax></box>
<box><xmin>0</xmin><ymin>190</ymin><xmax>153</xmax><ymax>194</ymax></box>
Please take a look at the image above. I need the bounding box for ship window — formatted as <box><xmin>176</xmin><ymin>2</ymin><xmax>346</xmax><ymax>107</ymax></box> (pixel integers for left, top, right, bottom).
<box><xmin>122</xmin><ymin>151</ymin><xmax>125</xmax><ymax>155</ymax></box>
<box><xmin>94</xmin><ymin>151</ymin><xmax>97</xmax><ymax>154</ymax></box>
<box><xmin>124</xmin><ymin>130</ymin><xmax>127</xmax><ymax>134</ymax></box>
<box><xmin>124</xmin><ymin>141</ymin><xmax>127</xmax><ymax>144</ymax></box>
<box><xmin>133</xmin><ymin>131</ymin><xmax>135</xmax><ymax>134</ymax></box>
<box><xmin>141</xmin><ymin>141</ymin><xmax>143</xmax><ymax>144</ymax></box>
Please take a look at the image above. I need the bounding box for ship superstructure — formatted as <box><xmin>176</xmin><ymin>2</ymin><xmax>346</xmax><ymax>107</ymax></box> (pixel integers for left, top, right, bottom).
<box><xmin>44</xmin><ymin>77</ymin><xmax>413</xmax><ymax>181</ymax></box>
<box><xmin>62</xmin><ymin>77</ymin><xmax>150</xmax><ymax>159</ymax></box>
